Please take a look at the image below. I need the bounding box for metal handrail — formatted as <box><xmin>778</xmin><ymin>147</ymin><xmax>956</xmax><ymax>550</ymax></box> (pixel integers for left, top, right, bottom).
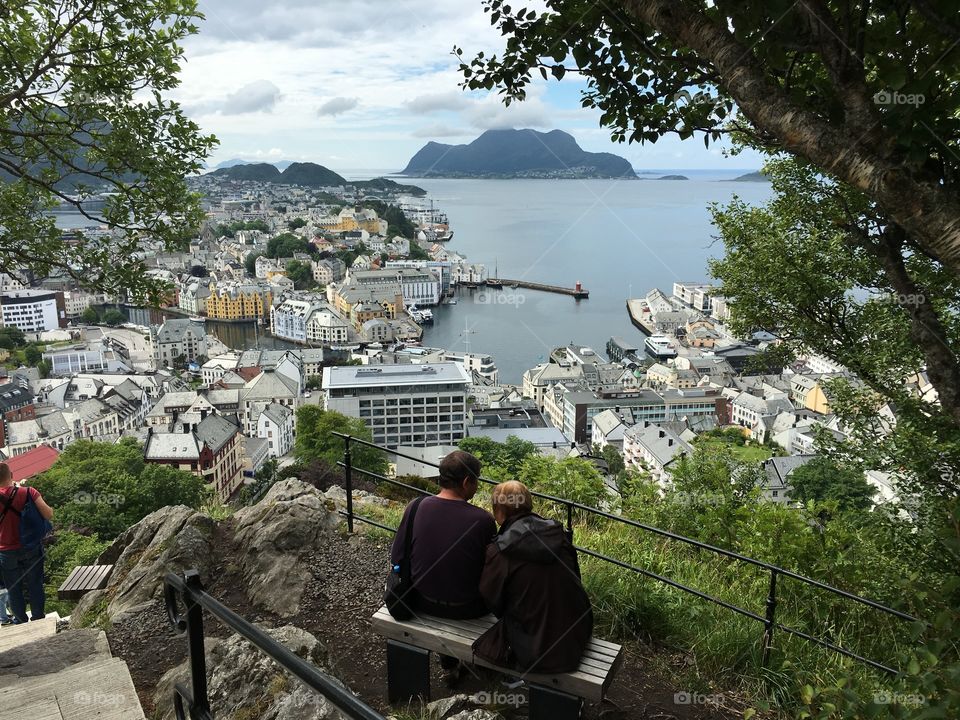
<box><xmin>332</xmin><ymin>432</ymin><xmax>919</xmax><ymax>675</ymax></box>
<box><xmin>164</xmin><ymin>569</ymin><xmax>387</xmax><ymax>720</ymax></box>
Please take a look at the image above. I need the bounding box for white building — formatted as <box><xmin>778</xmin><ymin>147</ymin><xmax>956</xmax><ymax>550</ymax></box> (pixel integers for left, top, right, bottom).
<box><xmin>63</xmin><ymin>291</ymin><xmax>108</xmax><ymax>318</ymax></box>
<box><xmin>622</xmin><ymin>422</ymin><xmax>694</xmax><ymax>484</ymax></box>
<box><xmin>257</xmin><ymin>402</ymin><xmax>294</xmax><ymax>458</ymax></box>
<box><xmin>151</xmin><ymin>318</ymin><xmax>208</xmax><ymax>367</ymax></box>
<box><xmin>349</xmin><ymin>268</ymin><xmax>442</xmax><ymax>307</ymax></box>
<box><xmin>0</xmin><ymin>290</ymin><xmax>65</xmax><ymax>333</ymax></box>
<box><xmin>322</xmin><ymin>362</ymin><xmax>471</xmax><ymax>447</ymax></box>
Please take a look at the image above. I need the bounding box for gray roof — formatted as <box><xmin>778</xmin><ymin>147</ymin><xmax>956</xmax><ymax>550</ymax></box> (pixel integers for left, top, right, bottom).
<box><xmin>260</xmin><ymin>402</ymin><xmax>292</xmax><ymax>426</ymax></box>
<box><xmin>155</xmin><ymin>319</ymin><xmax>205</xmax><ymax>344</ymax></box>
<box><xmin>624</xmin><ymin>423</ymin><xmax>694</xmax><ymax>468</ymax></box>
<box><xmin>195</xmin><ymin>414</ymin><xmax>239</xmax><ymax>453</ymax></box>
<box><xmin>764</xmin><ymin>454</ymin><xmax>818</xmax><ymax>490</ymax></box>
<box><xmin>467</xmin><ymin>426</ymin><xmax>569</xmax><ymax>447</ymax></box>
<box><xmin>323</xmin><ymin>362</ymin><xmax>470</xmax><ymax>389</ymax></box>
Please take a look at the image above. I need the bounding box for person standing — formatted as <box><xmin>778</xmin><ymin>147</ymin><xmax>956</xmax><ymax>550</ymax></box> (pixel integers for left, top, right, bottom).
<box><xmin>0</xmin><ymin>463</ymin><xmax>54</xmax><ymax>623</ymax></box>
<box><xmin>473</xmin><ymin>480</ymin><xmax>594</xmax><ymax>674</ymax></box>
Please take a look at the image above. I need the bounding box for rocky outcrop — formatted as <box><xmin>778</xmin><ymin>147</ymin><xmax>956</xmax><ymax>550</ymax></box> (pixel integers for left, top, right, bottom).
<box><xmin>74</xmin><ymin>504</ymin><xmax>215</xmax><ymax>624</ymax></box>
<box><xmin>233</xmin><ymin>480</ymin><xmax>340</xmax><ymax>617</ymax></box>
<box><xmin>153</xmin><ymin>625</ymin><xmax>347</xmax><ymax>720</ymax></box>
<box><xmin>72</xmin><ymin>480</ymin><xmax>343</xmax><ymax>628</ymax></box>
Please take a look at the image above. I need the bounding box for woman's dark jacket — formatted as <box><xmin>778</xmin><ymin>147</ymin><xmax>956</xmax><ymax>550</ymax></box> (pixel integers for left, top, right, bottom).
<box><xmin>471</xmin><ymin>512</ymin><xmax>593</xmax><ymax>673</ymax></box>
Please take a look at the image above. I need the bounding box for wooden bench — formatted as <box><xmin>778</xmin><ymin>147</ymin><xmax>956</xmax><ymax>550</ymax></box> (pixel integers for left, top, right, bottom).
<box><xmin>57</xmin><ymin>564</ymin><xmax>114</xmax><ymax>601</ymax></box>
<box><xmin>371</xmin><ymin>605</ymin><xmax>623</xmax><ymax>720</ymax></box>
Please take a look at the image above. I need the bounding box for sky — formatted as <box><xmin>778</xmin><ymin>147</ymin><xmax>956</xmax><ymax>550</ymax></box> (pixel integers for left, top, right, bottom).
<box><xmin>173</xmin><ymin>0</ymin><xmax>765</xmax><ymax>172</ymax></box>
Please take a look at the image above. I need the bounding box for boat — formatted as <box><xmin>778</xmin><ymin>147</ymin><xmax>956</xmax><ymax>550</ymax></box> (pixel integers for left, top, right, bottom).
<box><xmin>419</xmin><ymin>309</ymin><xmax>434</xmax><ymax>324</ymax></box>
<box><xmin>188</xmin><ymin>316</ymin><xmax>204</xmax><ymax>323</ymax></box>
<box><xmin>645</xmin><ymin>334</ymin><xmax>678</xmax><ymax>359</ymax></box>
<box><xmin>486</xmin><ymin>260</ymin><xmax>503</xmax><ymax>288</ymax></box>
<box><xmin>444</xmin><ymin>298</ymin><xmax>458</xmax><ymax>305</ymax></box>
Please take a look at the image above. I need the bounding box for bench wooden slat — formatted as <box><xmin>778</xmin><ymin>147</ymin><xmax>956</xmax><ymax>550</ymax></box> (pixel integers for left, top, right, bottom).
<box><xmin>57</xmin><ymin>564</ymin><xmax>114</xmax><ymax>601</ymax></box>
<box><xmin>372</xmin><ymin>606</ymin><xmax>623</xmax><ymax>700</ymax></box>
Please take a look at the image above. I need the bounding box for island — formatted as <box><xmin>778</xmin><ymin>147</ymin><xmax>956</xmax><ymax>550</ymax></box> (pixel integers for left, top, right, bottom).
<box><xmin>732</xmin><ymin>170</ymin><xmax>769</xmax><ymax>182</ymax></box>
<box><xmin>657</xmin><ymin>174</ymin><xmax>689</xmax><ymax>180</ymax></box>
<box><xmin>401</xmin><ymin>128</ymin><xmax>637</xmax><ymax>179</ymax></box>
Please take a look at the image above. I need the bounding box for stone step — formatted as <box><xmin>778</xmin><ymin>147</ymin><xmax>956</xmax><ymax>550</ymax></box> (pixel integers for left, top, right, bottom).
<box><xmin>0</xmin><ymin>656</ymin><xmax>145</xmax><ymax>719</ymax></box>
<box><xmin>0</xmin><ymin>613</ymin><xmax>60</xmax><ymax>653</ymax></box>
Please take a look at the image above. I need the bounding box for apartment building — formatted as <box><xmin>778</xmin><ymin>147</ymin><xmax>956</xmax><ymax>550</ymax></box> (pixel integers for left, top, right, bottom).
<box><xmin>0</xmin><ymin>290</ymin><xmax>66</xmax><ymax>333</ymax></box>
<box><xmin>143</xmin><ymin>414</ymin><xmax>243</xmax><ymax>501</ymax></box>
<box><xmin>206</xmin><ymin>282</ymin><xmax>272</xmax><ymax>321</ymax></box>
<box><xmin>322</xmin><ymin>362</ymin><xmax>471</xmax><ymax>448</ymax></box>
<box><xmin>152</xmin><ymin>319</ymin><xmax>208</xmax><ymax>367</ymax></box>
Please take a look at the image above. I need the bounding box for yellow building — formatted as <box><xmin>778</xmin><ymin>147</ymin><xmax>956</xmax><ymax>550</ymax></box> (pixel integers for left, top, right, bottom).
<box><xmin>206</xmin><ymin>283</ymin><xmax>272</xmax><ymax>321</ymax></box>
<box><xmin>320</xmin><ymin>207</ymin><xmax>388</xmax><ymax>235</ymax></box>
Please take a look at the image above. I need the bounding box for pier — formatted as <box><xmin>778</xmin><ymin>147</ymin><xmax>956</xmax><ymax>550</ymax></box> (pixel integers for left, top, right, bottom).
<box><xmin>483</xmin><ymin>279</ymin><xmax>590</xmax><ymax>299</ymax></box>
<box><xmin>626</xmin><ymin>298</ymin><xmax>655</xmax><ymax>335</ymax></box>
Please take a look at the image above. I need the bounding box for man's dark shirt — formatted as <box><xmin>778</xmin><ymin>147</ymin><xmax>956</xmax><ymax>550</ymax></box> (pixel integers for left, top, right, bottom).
<box><xmin>391</xmin><ymin>495</ymin><xmax>496</xmax><ymax>605</ymax></box>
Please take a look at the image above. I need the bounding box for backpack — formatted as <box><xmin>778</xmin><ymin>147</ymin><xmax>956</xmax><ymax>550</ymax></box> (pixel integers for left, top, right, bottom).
<box><xmin>0</xmin><ymin>487</ymin><xmax>53</xmax><ymax>551</ymax></box>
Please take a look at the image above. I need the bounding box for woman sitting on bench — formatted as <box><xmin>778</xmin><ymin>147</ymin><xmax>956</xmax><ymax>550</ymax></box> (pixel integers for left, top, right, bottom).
<box><xmin>472</xmin><ymin>481</ymin><xmax>593</xmax><ymax>674</ymax></box>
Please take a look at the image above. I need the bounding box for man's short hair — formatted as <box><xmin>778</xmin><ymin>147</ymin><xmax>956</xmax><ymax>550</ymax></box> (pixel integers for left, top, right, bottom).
<box><xmin>0</xmin><ymin>463</ymin><xmax>9</xmax><ymax>482</ymax></box>
<box><xmin>438</xmin><ymin>450</ymin><xmax>481</xmax><ymax>489</ymax></box>
<box><xmin>491</xmin><ymin>481</ymin><xmax>533</xmax><ymax>519</ymax></box>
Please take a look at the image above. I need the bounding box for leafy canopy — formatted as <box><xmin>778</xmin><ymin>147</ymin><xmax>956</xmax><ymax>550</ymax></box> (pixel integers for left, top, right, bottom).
<box><xmin>32</xmin><ymin>438</ymin><xmax>207</xmax><ymax>539</ymax></box>
<box><xmin>1</xmin><ymin>0</ymin><xmax>217</xmax><ymax>302</ymax></box>
<box><xmin>294</xmin><ymin>405</ymin><xmax>388</xmax><ymax>477</ymax></box>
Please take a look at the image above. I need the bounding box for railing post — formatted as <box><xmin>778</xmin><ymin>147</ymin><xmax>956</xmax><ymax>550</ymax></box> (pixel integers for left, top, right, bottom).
<box><xmin>762</xmin><ymin>568</ymin><xmax>778</xmax><ymax>667</ymax></box>
<box><xmin>344</xmin><ymin>435</ymin><xmax>354</xmax><ymax>533</ymax></box>
<box><xmin>184</xmin><ymin>570</ymin><xmax>211</xmax><ymax>716</ymax></box>
<box><xmin>566</xmin><ymin>502</ymin><xmax>574</xmax><ymax>537</ymax></box>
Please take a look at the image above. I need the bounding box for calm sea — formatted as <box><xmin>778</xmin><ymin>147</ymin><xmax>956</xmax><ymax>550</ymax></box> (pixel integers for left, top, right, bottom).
<box><xmin>58</xmin><ymin>170</ymin><xmax>773</xmax><ymax>383</ymax></box>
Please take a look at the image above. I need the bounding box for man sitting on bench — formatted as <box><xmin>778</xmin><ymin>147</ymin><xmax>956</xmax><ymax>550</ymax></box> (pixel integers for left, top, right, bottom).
<box><xmin>472</xmin><ymin>481</ymin><xmax>594</xmax><ymax>674</ymax></box>
<box><xmin>390</xmin><ymin>451</ymin><xmax>497</xmax><ymax>678</ymax></box>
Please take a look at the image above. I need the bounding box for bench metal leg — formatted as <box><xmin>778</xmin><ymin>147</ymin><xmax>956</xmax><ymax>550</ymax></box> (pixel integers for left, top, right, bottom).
<box><xmin>386</xmin><ymin>639</ymin><xmax>431</xmax><ymax>704</ymax></box>
<box><xmin>529</xmin><ymin>684</ymin><xmax>582</xmax><ymax>720</ymax></box>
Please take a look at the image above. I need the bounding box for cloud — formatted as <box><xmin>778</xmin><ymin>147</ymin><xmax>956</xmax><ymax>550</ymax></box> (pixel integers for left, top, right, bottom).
<box><xmin>318</xmin><ymin>97</ymin><xmax>359</xmax><ymax>116</ymax></box>
<box><xmin>221</xmin><ymin>79</ymin><xmax>281</xmax><ymax>115</ymax></box>
<box><xmin>411</xmin><ymin>124</ymin><xmax>471</xmax><ymax>138</ymax></box>
<box><xmin>464</xmin><ymin>96</ymin><xmax>552</xmax><ymax>130</ymax></box>
<box><xmin>405</xmin><ymin>91</ymin><xmax>471</xmax><ymax>114</ymax></box>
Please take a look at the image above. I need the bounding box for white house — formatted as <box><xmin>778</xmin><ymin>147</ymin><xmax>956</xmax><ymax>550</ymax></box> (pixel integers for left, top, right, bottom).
<box><xmin>257</xmin><ymin>402</ymin><xmax>294</xmax><ymax>458</ymax></box>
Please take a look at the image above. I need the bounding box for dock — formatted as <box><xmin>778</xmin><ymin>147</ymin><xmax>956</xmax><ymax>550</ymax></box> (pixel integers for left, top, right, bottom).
<box><xmin>484</xmin><ymin>279</ymin><xmax>590</xmax><ymax>299</ymax></box>
<box><xmin>626</xmin><ymin>298</ymin><xmax>655</xmax><ymax>335</ymax></box>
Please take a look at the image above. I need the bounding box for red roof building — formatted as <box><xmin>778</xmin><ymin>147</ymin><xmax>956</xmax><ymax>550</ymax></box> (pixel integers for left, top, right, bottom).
<box><xmin>6</xmin><ymin>445</ymin><xmax>60</xmax><ymax>483</ymax></box>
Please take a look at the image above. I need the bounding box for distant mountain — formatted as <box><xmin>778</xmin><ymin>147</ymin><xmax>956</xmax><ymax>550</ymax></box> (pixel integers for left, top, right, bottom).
<box><xmin>401</xmin><ymin>129</ymin><xmax>637</xmax><ymax>179</ymax></box>
<box><xmin>210</xmin><ymin>163</ymin><xmax>282</xmax><ymax>182</ymax></box>
<box><xmin>732</xmin><ymin>170</ymin><xmax>769</xmax><ymax>182</ymax></box>
<box><xmin>205</xmin><ymin>162</ymin><xmax>426</xmax><ymax>196</ymax></box>
<box><xmin>279</xmin><ymin>162</ymin><xmax>348</xmax><ymax>187</ymax></box>
<box><xmin>657</xmin><ymin>174</ymin><xmax>689</xmax><ymax>180</ymax></box>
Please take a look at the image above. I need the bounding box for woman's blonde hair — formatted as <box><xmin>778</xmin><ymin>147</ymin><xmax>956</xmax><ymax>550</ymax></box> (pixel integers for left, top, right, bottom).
<box><xmin>491</xmin><ymin>480</ymin><xmax>533</xmax><ymax>519</ymax></box>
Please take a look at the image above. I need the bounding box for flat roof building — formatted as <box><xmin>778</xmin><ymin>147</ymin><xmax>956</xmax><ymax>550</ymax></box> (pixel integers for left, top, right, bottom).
<box><xmin>322</xmin><ymin>362</ymin><xmax>471</xmax><ymax>448</ymax></box>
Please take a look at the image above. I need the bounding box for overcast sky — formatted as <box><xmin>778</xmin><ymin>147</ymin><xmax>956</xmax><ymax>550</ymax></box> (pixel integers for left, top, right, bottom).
<box><xmin>175</xmin><ymin>1</ymin><xmax>764</xmax><ymax>171</ymax></box>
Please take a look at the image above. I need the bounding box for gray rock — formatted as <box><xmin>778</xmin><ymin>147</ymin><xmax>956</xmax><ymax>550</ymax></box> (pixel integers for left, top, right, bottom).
<box><xmin>323</xmin><ymin>485</ymin><xmax>392</xmax><ymax>509</ymax></box>
<box><xmin>233</xmin><ymin>480</ymin><xmax>340</xmax><ymax>617</ymax></box>
<box><xmin>152</xmin><ymin>625</ymin><xmax>346</xmax><ymax>720</ymax></box>
<box><xmin>447</xmin><ymin>710</ymin><xmax>503</xmax><ymax>720</ymax></box>
<box><xmin>427</xmin><ymin>694</ymin><xmax>475</xmax><ymax>719</ymax></box>
<box><xmin>71</xmin><ymin>506</ymin><xmax>216</xmax><ymax>627</ymax></box>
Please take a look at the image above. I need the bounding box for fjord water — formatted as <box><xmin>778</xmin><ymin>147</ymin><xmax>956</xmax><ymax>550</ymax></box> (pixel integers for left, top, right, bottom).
<box><xmin>385</xmin><ymin>171</ymin><xmax>772</xmax><ymax>383</ymax></box>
